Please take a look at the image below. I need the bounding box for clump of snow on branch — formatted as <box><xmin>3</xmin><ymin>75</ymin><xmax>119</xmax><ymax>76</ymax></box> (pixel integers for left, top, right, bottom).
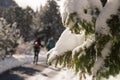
<box><xmin>96</xmin><ymin>0</ymin><xmax>120</xmax><ymax>35</ymax></box>
<box><xmin>92</xmin><ymin>41</ymin><xmax>112</xmax><ymax>77</ymax></box>
<box><xmin>72</xmin><ymin>34</ymin><xmax>95</xmax><ymax>58</ymax></box>
<box><xmin>47</xmin><ymin>28</ymin><xmax>85</xmax><ymax>62</ymax></box>
<box><xmin>59</xmin><ymin>0</ymin><xmax>102</xmax><ymax>24</ymax></box>
<box><xmin>47</xmin><ymin>0</ymin><xmax>100</xmax><ymax>65</ymax></box>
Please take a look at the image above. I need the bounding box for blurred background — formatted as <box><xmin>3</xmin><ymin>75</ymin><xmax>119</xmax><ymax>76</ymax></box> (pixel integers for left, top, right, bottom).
<box><xmin>0</xmin><ymin>0</ymin><xmax>65</xmax><ymax>60</ymax></box>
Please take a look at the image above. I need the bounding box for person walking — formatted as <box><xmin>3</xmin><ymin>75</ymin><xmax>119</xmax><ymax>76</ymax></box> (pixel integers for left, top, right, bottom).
<box><xmin>46</xmin><ymin>37</ymin><xmax>55</xmax><ymax>51</ymax></box>
<box><xmin>33</xmin><ymin>38</ymin><xmax>43</xmax><ymax>65</ymax></box>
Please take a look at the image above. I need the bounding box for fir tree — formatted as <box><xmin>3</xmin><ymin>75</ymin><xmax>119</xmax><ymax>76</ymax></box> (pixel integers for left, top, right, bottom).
<box><xmin>47</xmin><ymin>0</ymin><xmax>120</xmax><ymax>80</ymax></box>
<box><xmin>0</xmin><ymin>18</ymin><xmax>21</xmax><ymax>59</ymax></box>
<box><xmin>34</xmin><ymin>0</ymin><xmax>65</xmax><ymax>43</ymax></box>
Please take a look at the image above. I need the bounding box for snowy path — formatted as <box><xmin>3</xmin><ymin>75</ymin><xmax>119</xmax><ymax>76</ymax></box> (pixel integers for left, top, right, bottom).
<box><xmin>0</xmin><ymin>62</ymin><xmax>61</xmax><ymax>80</ymax></box>
<box><xmin>0</xmin><ymin>50</ymin><xmax>77</xmax><ymax>80</ymax></box>
<box><xmin>0</xmin><ymin>50</ymin><xmax>63</xmax><ymax>80</ymax></box>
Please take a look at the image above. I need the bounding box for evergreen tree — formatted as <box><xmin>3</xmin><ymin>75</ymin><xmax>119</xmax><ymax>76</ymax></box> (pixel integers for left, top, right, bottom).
<box><xmin>47</xmin><ymin>0</ymin><xmax>120</xmax><ymax>80</ymax></box>
<box><xmin>0</xmin><ymin>18</ymin><xmax>21</xmax><ymax>59</ymax></box>
<box><xmin>9</xmin><ymin>6</ymin><xmax>34</xmax><ymax>41</ymax></box>
<box><xmin>3</xmin><ymin>7</ymin><xmax>16</xmax><ymax>24</ymax></box>
<box><xmin>0</xmin><ymin>6</ymin><xmax>34</xmax><ymax>41</ymax></box>
<box><xmin>34</xmin><ymin>0</ymin><xmax>65</xmax><ymax>43</ymax></box>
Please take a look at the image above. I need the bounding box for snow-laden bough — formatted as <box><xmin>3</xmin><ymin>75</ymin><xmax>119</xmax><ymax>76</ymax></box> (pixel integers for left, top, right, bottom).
<box><xmin>47</xmin><ymin>0</ymin><xmax>120</xmax><ymax>79</ymax></box>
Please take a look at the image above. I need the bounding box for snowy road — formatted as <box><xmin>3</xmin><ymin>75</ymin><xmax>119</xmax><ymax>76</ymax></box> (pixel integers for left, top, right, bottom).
<box><xmin>0</xmin><ymin>51</ymin><xmax>76</xmax><ymax>80</ymax></box>
<box><xmin>0</xmin><ymin>62</ymin><xmax>61</xmax><ymax>80</ymax></box>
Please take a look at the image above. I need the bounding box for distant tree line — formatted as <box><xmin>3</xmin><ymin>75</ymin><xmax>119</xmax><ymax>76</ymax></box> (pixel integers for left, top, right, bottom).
<box><xmin>0</xmin><ymin>0</ymin><xmax>64</xmax><ymax>42</ymax></box>
<box><xmin>0</xmin><ymin>6</ymin><xmax>34</xmax><ymax>41</ymax></box>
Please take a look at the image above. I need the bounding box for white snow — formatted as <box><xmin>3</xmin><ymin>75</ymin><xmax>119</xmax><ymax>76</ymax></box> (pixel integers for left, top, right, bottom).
<box><xmin>28</xmin><ymin>68</ymin><xmax>79</xmax><ymax>80</ymax></box>
<box><xmin>60</xmin><ymin>0</ymin><xmax>102</xmax><ymax>25</ymax></box>
<box><xmin>101</xmin><ymin>41</ymin><xmax>112</xmax><ymax>59</ymax></box>
<box><xmin>0</xmin><ymin>51</ymin><xmax>46</xmax><ymax>74</ymax></box>
<box><xmin>52</xmin><ymin>69</ymin><xmax>79</xmax><ymax>80</ymax></box>
<box><xmin>60</xmin><ymin>0</ymin><xmax>90</xmax><ymax>24</ymax></box>
<box><xmin>95</xmin><ymin>0</ymin><xmax>120</xmax><ymax>35</ymax></box>
<box><xmin>72</xmin><ymin>34</ymin><xmax>95</xmax><ymax>58</ymax></box>
<box><xmin>47</xmin><ymin>28</ymin><xmax>85</xmax><ymax>62</ymax></box>
<box><xmin>102</xmin><ymin>74</ymin><xmax>120</xmax><ymax>80</ymax></box>
<box><xmin>87</xmin><ymin>0</ymin><xmax>103</xmax><ymax>11</ymax></box>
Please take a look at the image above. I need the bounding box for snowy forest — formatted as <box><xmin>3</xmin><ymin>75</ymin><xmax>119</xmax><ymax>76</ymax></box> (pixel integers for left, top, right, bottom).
<box><xmin>0</xmin><ymin>0</ymin><xmax>64</xmax><ymax>59</ymax></box>
<box><xmin>0</xmin><ymin>0</ymin><xmax>120</xmax><ymax>80</ymax></box>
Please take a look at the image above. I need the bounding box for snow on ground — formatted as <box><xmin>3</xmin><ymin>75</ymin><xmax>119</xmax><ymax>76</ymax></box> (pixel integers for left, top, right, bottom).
<box><xmin>0</xmin><ymin>49</ymin><xmax>78</xmax><ymax>80</ymax></box>
<box><xmin>0</xmin><ymin>50</ymin><xmax>47</xmax><ymax>74</ymax></box>
<box><xmin>28</xmin><ymin>67</ymin><xmax>78</xmax><ymax>80</ymax></box>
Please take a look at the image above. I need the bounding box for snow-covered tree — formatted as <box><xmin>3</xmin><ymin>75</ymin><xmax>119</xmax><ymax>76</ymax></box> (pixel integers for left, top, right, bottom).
<box><xmin>47</xmin><ymin>0</ymin><xmax>120</xmax><ymax>80</ymax></box>
<box><xmin>0</xmin><ymin>18</ymin><xmax>21</xmax><ymax>59</ymax></box>
<box><xmin>0</xmin><ymin>6</ymin><xmax>34</xmax><ymax>42</ymax></box>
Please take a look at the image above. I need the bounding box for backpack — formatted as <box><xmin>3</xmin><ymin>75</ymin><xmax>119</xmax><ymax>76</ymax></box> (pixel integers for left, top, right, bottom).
<box><xmin>34</xmin><ymin>41</ymin><xmax>40</xmax><ymax>47</ymax></box>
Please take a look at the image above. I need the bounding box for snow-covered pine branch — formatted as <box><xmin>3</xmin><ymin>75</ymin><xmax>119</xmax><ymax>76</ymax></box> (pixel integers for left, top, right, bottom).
<box><xmin>72</xmin><ymin>34</ymin><xmax>95</xmax><ymax>59</ymax></box>
<box><xmin>93</xmin><ymin>0</ymin><xmax>120</xmax><ymax>79</ymax></box>
<box><xmin>47</xmin><ymin>0</ymin><xmax>120</xmax><ymax>80</ymax></box>
<box><xmin>48</xmin><ymin>0</ymin><xmax>102</xmax><ymax>62</ymax></box>
<box><xmin>47</xmin><ymin>28</ymin><xmax>85</xmax><ymax>63</ymax></box>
